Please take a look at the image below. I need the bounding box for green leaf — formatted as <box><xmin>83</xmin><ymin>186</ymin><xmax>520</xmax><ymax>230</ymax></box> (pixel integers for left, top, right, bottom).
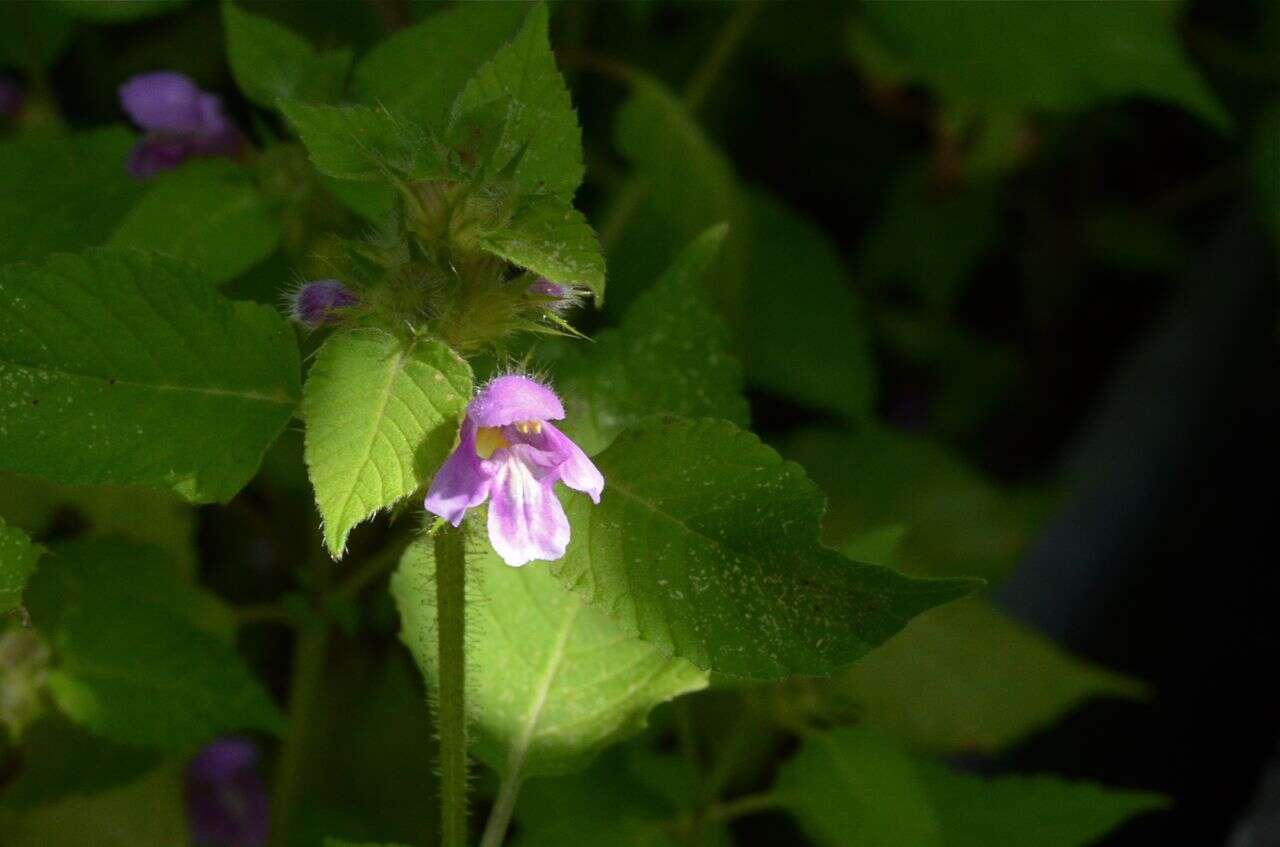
<box><xmin>303</xmin><ymin>330</ymin><xmax>471</xmax><ymax>558</ymax></box>
<box><xmin>325</xmin><ymin>841</ymin><xmax>413</xmax><ymax>847</ymax></box>
<box><xmin>1</xmin><ymin>517</ymin><xmax>42</xmax><ymax>616</ymax></box>
<box><xmin>480</xmin><ymin>197</ymin><xmax>605</xmax><ymax>304</ymax></box>
<box><xmin>0</xmin><ymin>128</ymin><xmax>147</xmax><ymax>266</ymax></box>
<box><xmin>552</xmin><ymin>417</ymin><xmax>980</xmax><ymax>679</ymax></box>
<box><xmin>859</xmin><ymin>163</ymin><xmax>1001</xmax><ymax>311</ymax></box>
<box><xmin>511</xmin><ymin>747</ymin><xmax>689</xmax><ymax>847</ymax></box>
<box><xmin>834</xmin><ymin>598</ymin><xmax>1143</xmax><ymax>754</ymax></box>
<box><xmin>917</xmin><ymin>762</ymin><xmax>1167</xmax><ymax>847</ymax></box>
<box><xmin>452</xmin><ymin>2</ymin><xmax>584</xmax><ymax>198</ymax></box>
<box><xmin>23</xmin><ymin>539</ymin><xmax>283</xmax><ymax>751</ymax></box>
<box><xmin>777</xmin><ymin>727</ymin><xmax>1165</xmax><ymax>847</ymax></box>
<box><xmin>609</xmin><ymin>77</ymin><xmax>874</xmax><ymax>419</ymax></box>
<box><xmin>223</xmin><ymin>0</ymin><xmax>351</xmax><ymax>108</ymax></box>
<box><xmin>742</xmin><ymin>189</ymin><xmax>876</xmax><ymax>420</ymax></box>
<box><xmin>280</xmin><ymin>101</ymin><xmax>444</xmax><ymax>182</ymax></box>
<box><xmin>393</xmin><ymin>539</ymin><xmax>706</xmax><ymax>779</ymax></box>
<box><xmin>109</xmin><ymin>161</ymin><xmax>282</xmax><ymax>287</ymax></box>
<box><xmin>51</xmin><ymin>0</ymin><xmax>189</xmax><ymax>23</ymax></box>
<box><xmin>0</xmin><ymin>474</ymin><xmax>198</xmax><ymax>577</ymax></box>
<box><xmin>785</xmin><ymin>425</ymin><xmax>1052</xmax><ymax>580</ymax></box>
<box><xmin>609</xmin><ymin>74</ymin><xmax>747</xmax><ymax>314</ymax></box>
<box><xmin>0</xmin><ymin>248</ymin><xmax>300</xmax><ymax>503</ymax></box>
<box><xmin>0</xmin><ymin>765</ymin><xmax>191</xmax><ymax>847</ymax></box>
<box><xmin>854</xmin><ymin>2</ymin><xmax>1229</xmax><ymax>129</ymax></box>
<box><xmin>1</xmin><ymin>714</ymin><xmax>160</xmax><ymax>807</ymax></box>
<box><xmin>777</xmin><ymin>726</ymin><xmax>941</xmax><ymax>847</ymax></box>
<box><xmin>355</xmin><ymin>2</ymin><xmax>527</xmax><ymax>129</ymax></box>
<box><xmin>0</xmin><ymin>2</ymin><xmax>73</xmax><ymax>69</ymax></box>
<box><xmin>553</xmin><ymin>225</ymin><xmax>749</xmax><ymax>455</ymax></box>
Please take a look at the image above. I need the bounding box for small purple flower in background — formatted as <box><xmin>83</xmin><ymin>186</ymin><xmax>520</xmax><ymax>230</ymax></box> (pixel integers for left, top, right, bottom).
<box><xmin>288</xmin><ymin>279</ymin><xmax>360</xmax><ymax>328</ymax></box>
<box><xmin>425</xmin><ymin>374</ymin><xmax>603</xmax><ymax>567</ymax></box>
<box><xmin>0</xmin><ymin>76</ymin><xmax>23</xmax><ymax>119</ymax></box>
<box><xmin>118</xmin><ymin>71</ymin><xmax>240</xmax><ymax>177</ymax></box>
<box><xmin>528</xmin><ymin>277</ymin><xmax>585</xmax><ymax>313</ymax></box>
<box><xmin>185</xmin><ymin>738</ymin><xmax>269</xmax><ymax>847</ymax></box>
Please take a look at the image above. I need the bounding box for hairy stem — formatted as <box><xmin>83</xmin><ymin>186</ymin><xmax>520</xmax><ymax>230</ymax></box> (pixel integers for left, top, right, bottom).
<box><xmin>435</xmin><ymin>524</ymin><xmax>469</xmax><ymax>847</ymax></box>
<box><xmin>270</xmin><ymin>612</ymin><xmax>329</xmax><ymax>847</ymax></box>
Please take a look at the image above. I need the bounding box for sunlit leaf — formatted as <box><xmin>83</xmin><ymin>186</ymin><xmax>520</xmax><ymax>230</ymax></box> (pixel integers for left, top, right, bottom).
<box><xmin>303</xmin><ymin>329</ymin><xmax>471</xmax><ymax>558</ymax></box>
<box><xmin>554</xmin><ymin>417</ymin><xmax>980</xmax><ymax>679</ymax></box>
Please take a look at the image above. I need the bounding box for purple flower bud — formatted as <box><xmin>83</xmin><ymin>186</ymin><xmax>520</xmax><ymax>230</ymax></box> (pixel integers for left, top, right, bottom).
<box><xmin>118</xmin><ymin>71</ymin><xmax>240</xmax><ymax>177</ymax></box>
<box><xmin>289</xmin><ymin>279</ymin><xmax>360</xmax><ymax>328</ymax></box>
<box><xmin>185</xmin><ymin>738</ymin><xmax>269</xmax><ymax>847</ymax></box>
<box><xmin>425</xmin><ymin>374</ymin><xmax>603</xmax><ymax>567</ymax></box>
<box><xmin>0</xmin><ymin>77</ymin><xmax>24</xmax><ymax>119</ymax></box>
<box><xmin>528</xmin><ymin>277</ymin><xmax>584</xmax><ymax>313</ymax></box>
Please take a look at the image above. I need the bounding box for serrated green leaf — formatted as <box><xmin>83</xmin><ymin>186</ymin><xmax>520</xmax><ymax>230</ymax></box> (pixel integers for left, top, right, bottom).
<box><xmin>303</xmin><ymin>330</ymin><xmax>472</xmax><ymax>558</ymax></box>
<box><xmin>786</xmin><ymin>425</ymin><xmax>1052</xmax><ymax>580</ymax></box>
<box><xmin>777</xmin><ymin>727</ymin><xmax>1165</xmax><ymax>847</ymax></box>
<box><xmin>355</xmin><ymin>2</ymin><xmax>527</xmax><ymax>129</ymax></box>
<box><xmin>223</xmin><ymin>0</ymin><xmax>351</xmax><ymax>109</ymax></box>
<box><xmin>23</xmin><ymin>539</ymin><xmax>282</xmax><ymax>751</ymax></box>
<box><xmin>0</xmin><ymin>128</ymin><xmax>147</xmax><ymax>266</ymax></box>
<box><xmin>854</xmin><ymin>2</ymin><xmax>1228</xmax><ymax>129</ymax></box>
<box><xmin>552</xmin><ymin>417</ymin><xmax>980</xmax><ymax>679</ymax></box>
<box><xmin>281</xmin><ymin>101</ymin><xmax>444</xmax><ymax>182</ymax></box>
<box><xmin>452</xmin><ymin>2</ymin><xmax>583</xmax><ymax>198</ymax></box>
<box><xmin>0</xmin><ymin>517</ymin><xmax>42</xmax><ymax>616</ymax></box>
<box><xmin>834</xmin><ymin>598</ymin><xmax>1143</xmax><ymax>755</ymax></box>
<box><xmin>0</xmin><ymin>764</ymin><xmax>191</xmax><ymax>847</ymax></box>
<box><xmin>109</xmin><ymin>161</ymin><xmax>282</xmax><ymax>287</ymax></box>
<box><xmin>0</xmin><ymin>248</ymin><xmax>300</xmax><ymax>503</ymax></box>
<box><xmin>480</xmin><ymin>197</ymin><xmax>605</xmax><ymax>303</ymax></box>
<box><xmin>393</xmin><ymin>538</ymin><xmax>706</xmax><ymax>779</ymax></box>
<box><xmin>0</xmin><ymin>249</ymin><xmax>296</xmax><ymax>504</ymax></box>
<box><xmin>553</xmin><ymin>225</ymin><xmax>748</xmax><ymax>455</ymax></box>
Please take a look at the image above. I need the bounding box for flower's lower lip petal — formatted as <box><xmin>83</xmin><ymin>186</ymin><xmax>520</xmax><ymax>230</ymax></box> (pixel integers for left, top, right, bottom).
<box><xmin>425</xmin><ymin>420</ymin><xmax>494</xmax><ymax>525</ymax></box>
<box><xmin>541</xmin><ymin>422</ymin><xmax>604</xmax><ymax>503</ymax></box>
<box><xmin>487</xmin><ymin>458</ymin><xmax>570</xmax><ymax>567</ymax></box>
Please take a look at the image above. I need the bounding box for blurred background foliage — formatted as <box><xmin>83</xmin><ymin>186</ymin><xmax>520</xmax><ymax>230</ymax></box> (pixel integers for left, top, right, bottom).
<box><xmin>1</xmin><ymin>1</ymin><xmax>1278</xmax><ymax>845</ymax></box>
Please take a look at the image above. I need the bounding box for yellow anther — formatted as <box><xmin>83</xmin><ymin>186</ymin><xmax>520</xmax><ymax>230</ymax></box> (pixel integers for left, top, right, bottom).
<box><xmin>514</xmin><ymin>420</ymin><xmax>543</xmax><ymax>435</ymax></box>
<box><xmin>474</xmin><ymin>426</ymin><xmax>511</xmax><ymax>459</ymax></box>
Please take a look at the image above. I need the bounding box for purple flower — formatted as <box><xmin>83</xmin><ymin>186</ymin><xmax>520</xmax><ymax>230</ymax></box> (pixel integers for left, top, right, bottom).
<box><xmin>0</xmin><ymin>77</ymin><xmax>23</xmax><ymax>119</ymax></box>
<box><xmin>119</xmin><ymin>71</ymin><xmax>240</xmax><ymax>177</ymax></box>
<box><xmin>425</xmin><ymin>374</ymin><xmax>603</xmax><ymax>566</ymax></box>
<box><xmin>185</xmin><ymin>738</ymin><xmax>269</xmax><ymax>847</ymax></box>
<box><xmin>288</xmin><ymin>279</ymin><xmax>360</xmax><ymax>328</ymax></box>
<box><xmin>528</xmin><ymin>277</ymin><xmax>585</xmax><ymax>313</ymax></box>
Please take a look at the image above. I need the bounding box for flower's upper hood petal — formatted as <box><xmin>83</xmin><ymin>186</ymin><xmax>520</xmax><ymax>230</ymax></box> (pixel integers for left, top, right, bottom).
<box><xmin>468</xmin><ymin>374</ymin><xmax>564</xmax><ymax>427</ymax></box>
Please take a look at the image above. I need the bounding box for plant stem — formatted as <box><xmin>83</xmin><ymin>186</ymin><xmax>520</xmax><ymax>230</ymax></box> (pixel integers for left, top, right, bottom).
<box><xmin>434</xmin><ymin>524</ymin><xmax>469</xmax><ymax>847</ymax></box>
<box><xmin>479</xmin><ymin>772</ymin><xmax>523</xmax><ymax>847</ymax></box>
<box><xmin>706</xmin><ymin>791</ymin><xmax>786</xmax><ymax>823</ymax></box>
<box><xmin>270</xmin><ymin>612</ymin><xmax>329</xmax><ymax>847</ymax></box>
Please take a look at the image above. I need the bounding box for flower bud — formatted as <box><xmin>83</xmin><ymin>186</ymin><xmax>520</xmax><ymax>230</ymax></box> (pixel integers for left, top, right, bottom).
<box><xmin>528</xmin><ymin>277</ymin><xmax>584</xmax><ymax>313</ymax></box>
<box><xmin>185</xmin><ymin>738</ymin><xmax>269</xmax><ymax>847</ymax></box>
<box><xmin>289</xmin><ymin>279</ymin><xmax>360</xmax><ymax>328</ymax></box>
